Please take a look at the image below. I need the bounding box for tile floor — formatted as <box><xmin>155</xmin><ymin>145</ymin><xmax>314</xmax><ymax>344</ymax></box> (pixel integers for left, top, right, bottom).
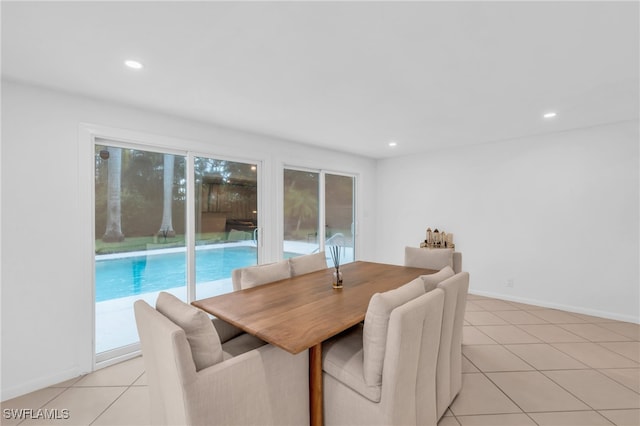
<box><xmin>2</xmin><ymin>294</ymin><xmax>639</xmax><ymax>426</ymax></box>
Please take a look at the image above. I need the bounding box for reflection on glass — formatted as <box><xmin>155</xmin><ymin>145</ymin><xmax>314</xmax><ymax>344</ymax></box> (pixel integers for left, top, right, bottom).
<box><xmin>94</xmin><ymin>143</ymin><xmax>186</xmax><ymax>354</ymax></box>
<box><xmin>325</xmin><ymin>174</ymin><xmax>355</xmax><ymax>264</ymax></box>
<box><xmin>194</xmin><ymin>157</ymin><xmax>258</xmax><ymax>298</ymax></box>
<box><xmin>283</xmin><ymin>169</ymin><xmax>320</xmax><ymax>258</ymax></box>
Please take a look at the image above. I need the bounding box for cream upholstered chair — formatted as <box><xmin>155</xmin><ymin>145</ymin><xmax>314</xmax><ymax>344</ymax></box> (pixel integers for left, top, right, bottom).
<box><xmin>289</xmin><ymin>252</ymin><xmax>328</xmax><ymax>276</ymax></box>
<box><xmin>134</xmin><ymin>292</ymin><xmax>309</xmax><ymax>426</ymax></box>
<box><xmin>417</xmin><ymin>271</ymin><xmax>470</xmax><ymax>419</ymax></box>
<box><xmin>404</xmin><ymin>246</ymin><xmax>462</xmax><ymax>274</ymax></box>
<box><xmin>231</xmin><ymin>259</ymin><xmax>291</xmax><ymax>291</ymax></box>
<box><xmin>322</xmin><ymin>280</ymin><xmax>445</xmax><ymax>426</ymax></box>
<box><xmin>434</xmin><ymin>272</ymin><xmax>469</xmax><ymax>418</ymax></box>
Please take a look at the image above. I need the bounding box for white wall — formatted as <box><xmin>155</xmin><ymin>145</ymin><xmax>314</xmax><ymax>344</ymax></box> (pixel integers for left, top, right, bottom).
<box><xmin>375</xmin><ymin>121</ymin><xmax>639</xmax><ymax>323</ymax></box>
<box><xmin>0</xmin><ymin>80</ymin><xmax>378</xmax><ymax>400</ymax></box>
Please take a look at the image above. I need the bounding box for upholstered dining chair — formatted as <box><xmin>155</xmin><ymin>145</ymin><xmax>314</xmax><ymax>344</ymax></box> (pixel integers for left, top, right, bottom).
<box><xmin>322</xmin><ymin>279</ymin><xmax>445</xmax><ymax>425</ymax></box>
<box><xmin>432</xmin><ymin>272</ymin><xmax>469</xmax><ymax>419</ymax></box>
<box><xmin>231</xmin><ymin>259</ymin><xmax>291</xmax><ymax>291</ymax></box>
<box><xmin>289</xmin><ymin>252</ymin><xmax>328</xmax><ymax>276</ymax></box>
<box><xmin>134</xmin><ymin>292</ymin><xmax>309</xmax><ymax>426</ymax></box>
<box><xmin>404</xmin><ymin>246</ymin><xmax>463</xmax><ymax>274</ymax></box>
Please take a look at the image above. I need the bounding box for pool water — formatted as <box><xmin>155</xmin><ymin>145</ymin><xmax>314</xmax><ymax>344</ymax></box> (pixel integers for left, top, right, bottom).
<box><xmin>95</xmin><ymin>246</ymin><xmax>263</xmax><ymax>302</ymax></box>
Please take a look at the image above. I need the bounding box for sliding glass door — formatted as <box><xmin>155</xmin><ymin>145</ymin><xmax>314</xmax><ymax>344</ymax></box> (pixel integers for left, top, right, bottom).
<box><xmin>94</xmin><ymin>140</ymin><xmax>260</xmax><ymax>360</ymax></box>
<box><xmin>194</xmin><ymin>157</ymin><xmax>259</xmax><ymax>299</ymax></box>
<box><xmin>283</xmin><ymin>168</ymin><xmax>355</xmax><ymax>263</ymax></box>
<box><xmin>325</xmin><ymin>173</ymin><xmax>355</xmax><ymax>264</ymax></box>
<box><xmin>94</xmin><ymin>142</ymin><xmax>187</xmax><ymax>356</ymax></box>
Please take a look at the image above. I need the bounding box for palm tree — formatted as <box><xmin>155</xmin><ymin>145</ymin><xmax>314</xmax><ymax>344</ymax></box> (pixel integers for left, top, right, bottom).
<box><xmin>157</xmin><ymin>154</ymin><xmax>176</xmax><ymax>238</ymax></box>
<box><xmin>102</xmin><ymin>146</ymin><xmax>125</xmax><ymax>242</ymax></box>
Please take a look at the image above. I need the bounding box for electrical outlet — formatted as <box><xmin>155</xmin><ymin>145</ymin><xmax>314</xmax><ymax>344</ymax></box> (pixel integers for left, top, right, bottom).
<box><xmin>506</xmin><ymin>279</ymin><xmax>515</xmax><ymax>288</ymax></box>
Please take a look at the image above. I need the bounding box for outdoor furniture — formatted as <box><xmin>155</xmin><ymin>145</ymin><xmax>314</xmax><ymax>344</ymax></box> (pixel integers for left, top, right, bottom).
<box><xmin>322</xmin><ymin>285</ymin><xmax>445</xmax><ymax>425</ymax></box>
<box><xmin>134</xmin><ymin>293</ymin><xmax>309</xmax><ymax>426</ymax></box>
<box><xmin>193</xmin><ymin>261</ymin><xmax>437</xmax><ymax>426</ymax></box>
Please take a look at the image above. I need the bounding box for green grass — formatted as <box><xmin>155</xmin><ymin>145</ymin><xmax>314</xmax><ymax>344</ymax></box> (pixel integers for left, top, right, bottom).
<box><xmin>95</xmin><ymin>232</ymin><xmax>227</xmax><ymax>254</ymax></box>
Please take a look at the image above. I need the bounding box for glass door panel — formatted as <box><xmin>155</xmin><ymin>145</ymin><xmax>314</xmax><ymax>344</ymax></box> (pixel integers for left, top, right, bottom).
<box><xmin>283</xmin><ymin>169</ymin><xmax>320</xmax><ymax>258</ymax></box>
<box><xmin>94</xmin><ymin>143</ymin><xmax>186</xmax><ymax>355</ymax></box>
<box><xmin>325</xmin><ymin>174</ymin><xmax>355</xmax><ymax>264</ymax></box>
<box><xmin>194</xmin><ymin>157</ymin><xmax>258</xmax><ymax>298</ymax></box>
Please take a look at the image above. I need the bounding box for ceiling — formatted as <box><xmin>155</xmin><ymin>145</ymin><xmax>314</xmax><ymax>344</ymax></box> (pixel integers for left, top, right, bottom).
<box><xmin>2</xmin><ymin>1</ymin><xmax>638</xmax><ymax>159</ymax></box>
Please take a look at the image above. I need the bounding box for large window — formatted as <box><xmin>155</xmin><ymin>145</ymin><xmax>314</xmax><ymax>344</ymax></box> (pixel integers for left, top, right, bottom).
<box><xmin>283</xmin><ymin>168</ymin><xmax>355</xmax><ymax>263</ymax></box>
<box><xmin>94</xmin><ymin>140</ymin><xmax>259</xmax><ymax>360</ymax></box>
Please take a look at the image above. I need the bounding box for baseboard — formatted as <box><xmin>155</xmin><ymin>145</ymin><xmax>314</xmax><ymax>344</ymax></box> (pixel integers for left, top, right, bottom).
<box><xmin>1</xmin><ymin>367</ymin><xmax>87</xmax><ymax>402</ymax></box>
<box><xmin>469</xmin><ymin>289</ymin><xmax>640</xmax><ymax>325</ymax></box>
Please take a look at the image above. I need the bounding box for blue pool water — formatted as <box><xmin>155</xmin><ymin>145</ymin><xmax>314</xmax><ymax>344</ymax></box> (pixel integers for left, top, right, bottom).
<box><xmin>96</xmin><ymin>246</ymin><xmax>264</xmax><ymax>302</ymax></box>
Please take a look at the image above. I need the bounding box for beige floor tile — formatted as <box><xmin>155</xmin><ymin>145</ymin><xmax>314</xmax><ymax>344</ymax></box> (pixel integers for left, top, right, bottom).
<box><xmin>506</xmin><ymin>301</ymin><xmax>547</xmax><ymax>310</ymax></box>
<box><xmin>463</xmin><ymin>345</ymin><xmax>534</xmax><ymax>372</ymax></box>
<box><xmin>505</xmin><ymin>344</ymin><xmax>589</xmax><ymax>370</ymax></box>
<box><xmin>552</xmin><ymin>343</ymin><xmax>639</xmax><ymax>369</ymax></box>
<box><xmin>466</xmin><ymin>294</ymin><xmax>491</xmax><ymax>301</ymax></box>
<box><xmin>92</xmin><ymin>386</ymin><xmax>150</xmax><ymax>426</ymax></box>
<box><xmin>19</xmin><ymin>387</ymin><xmax>126</xmax><ymax>425</ymax></box>
<box><xmin>0</xmin><ymin>388</ymin><xmax>67</xmax><ymax>426</ymax></box>
<box><xmin>518</xmin><ymin>324</ymin><xmax>587</xmax><ymax>343</ymax></box>
<box><xmin>598</xmin><ymin>409</ymin><xmax>640</xmax><ymax>426</ymax></box>
<box><xmin>471</xmin><ymin>300</ymin><xmax>519</xmax><ymax>311</ymax></box>
<box><xmin>132</xmin><ymin>372</ymin><xmax>148</xmax><ymax>386</ymax></box>
<box><xmin>74</xmin><ymin>357</ymin><xmax>145</xmax><ymax>387</ymax></box>
<box><xmin>475</xmin><ymin>325</ymin><xmax>542</xmax><ymax>344</ymax></box>
<box><xmin>462</xmin><ymin>355</ymin><xmax>480</xmax><ymax>373</ymax></box>
<box><xmin>493</xmin><ymin>310</ymin><xmax>550</xmax><ymax>325</ymax></box>
<box><xmin>438</xmin><ymin>415</ymin><xmax>461</xmax><ymax>426</ymax></box>
<box><xmin>598</xmin><ymin>368</ymin><xmax>640</xmax><ymax>393</ymax></box>
<box><xmin>465</xmin><ymin>311</ymin><xmax>509</xmax><ymax>326</ymax></box>
<box><xmin>543</xmin><ymin>370</ymin><xmax>640</xmax><ymax>410</ymax></box>
<box><xmin>456</xmin><ymin>413</ymin><xmax>537</xmax><ymax>425</ymax></box>
<box><xmin>463</xmin><ymin>326</ymin><xmax>498</xmax><ymax>345</ymax></box>
<box><xmin>528</xmin><ymin>410</ymin><xmax>615</xmax><ymax>425</ymax></box>
<box><xmin>598</xmin><ymin>323</ymin><xmax>640</xmax><ymax>341</ymax></box>
<box><xmin>486</xmin><ymin>371</ymin><xmax>590</xmax><ymax>412</ymax></box>
<box><xmin>449</xmin><ymin>373</ymin><xmax>522</xmax><ymax>416</ymax></box>
<box><xmin>598</xmin><ymin>342</ymin><xmax>640</xmax><ymax>362</ymax></box>
<box><xmin>527</xmin><ymin>309</ymin><xmax>587</xmax><ymax>324</ymax></box>
<box><xmin>49</xmin><ymin>376</ymin><xmax>84</xmax><ymax>388</ymax></box>
<box><xmin>569</xmin><ymin>312</ymin><xmax>620</xmax><ymax>324</ymax></box>
<box><xmin>465</xmin><ymin>301</ymin><xmax>486</xmax><ymax>312</ymax></box>
<box><xmin>559</xmin><ymin>324</ymin><xmax>632</xmax><ymax>342</ymax></box>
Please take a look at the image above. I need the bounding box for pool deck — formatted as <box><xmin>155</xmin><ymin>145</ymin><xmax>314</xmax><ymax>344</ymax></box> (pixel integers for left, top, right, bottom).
<box><xmin>96</xmin><ymin>240</ymin><xmax>354</xmax><ymax>354</ymax></box>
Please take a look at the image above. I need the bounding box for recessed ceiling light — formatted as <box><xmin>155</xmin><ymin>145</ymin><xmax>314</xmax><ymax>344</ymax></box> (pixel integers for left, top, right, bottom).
<box><xmin>388</xmin><ymin>141</ymin><xmax>398</xmax><ymax>147</ymax></box>
<box><xmin>543</xmin><ymin>112</ymin><xmax>557</xmax><ymax>119</ymax></box>
<box><xmin>124</xmin><ymin>60</ymin><xmax>143</xmax><ymax>70</ymax></box>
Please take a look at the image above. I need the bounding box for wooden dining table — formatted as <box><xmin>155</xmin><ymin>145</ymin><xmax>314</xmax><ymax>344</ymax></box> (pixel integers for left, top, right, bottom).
<box><xmin>192</xmin><ymin>260</ymin><xmax>436</xmax><ymax>426</ymax></box>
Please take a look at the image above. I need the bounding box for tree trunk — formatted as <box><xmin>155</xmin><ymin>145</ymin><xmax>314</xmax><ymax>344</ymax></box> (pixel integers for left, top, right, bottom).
<box><xmin>102</xmin><ymin>147</ymin><xmax>125</xmax><ymax>242</ymax></box>
<box><xmin>158</xmin><ymin>154</ymin><xmax>176</xmax><ymax>237</ymax></box>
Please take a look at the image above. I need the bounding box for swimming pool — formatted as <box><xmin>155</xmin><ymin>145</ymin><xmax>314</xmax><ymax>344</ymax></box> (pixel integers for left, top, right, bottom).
<box><xmin>96</xmin><ymin>245</ymin><xmax>272</xmax><ymax>302</ymax></box>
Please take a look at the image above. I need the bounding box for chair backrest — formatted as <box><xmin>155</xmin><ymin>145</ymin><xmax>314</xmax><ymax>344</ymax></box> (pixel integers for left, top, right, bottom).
<box><xmin>434</xmin><ymin>272</ymin><xmax>470</xmax><ymax>419</ymax></box>
<box><xmin>289</xmin><ymin>252</ymin><xmax>328</xmax><ymax>276</ymax></box>
<box><xmin>404</xmin><ymin>246</ymin><xmax>462</xmax><ymax>274</ymax></box>
<box><xmin>231</xmin><ymin>259</ymin><xmax>291</xmax><ymax>291</ymax></box>
<box><xmin>134</xmin><ymin>300</ymin><xmax>196</xmax><ymax>425</ymax></box>
<box><xmin>381</xmin><ymin>288</ymin><xmax>445</xmax><ymax>425</ymax></box>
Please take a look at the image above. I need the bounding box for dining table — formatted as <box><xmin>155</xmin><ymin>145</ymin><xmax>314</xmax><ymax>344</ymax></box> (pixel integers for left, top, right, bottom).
<box><xmin>192</xmin><ymin>260</ymin><xmax>437</xmax><ymax>426</ymax></box>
